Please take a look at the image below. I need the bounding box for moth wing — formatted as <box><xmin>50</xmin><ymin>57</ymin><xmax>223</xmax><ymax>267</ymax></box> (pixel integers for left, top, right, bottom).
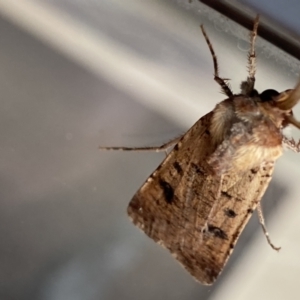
<box><xmin>127</xmin><ymin>112</ymin><xmax>274</xmax><ymax>284</ymax></box>
<box><xmin>199</xmin><ymin>162</ymin><xmax>274</xmax><ymax>284</ymax></box>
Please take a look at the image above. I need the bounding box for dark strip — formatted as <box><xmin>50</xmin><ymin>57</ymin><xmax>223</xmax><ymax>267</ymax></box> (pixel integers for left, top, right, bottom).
<box><xmin>191</xmin><ymin>163</ymin><xmax>204</xmax><ymax>175</ymax></box>
<box><xmin>224</xmin><ymin>208</ymin><xmax>237</xmax><ymax>218</ymax></box>
<box><xmin>251</xmin><ymin>167</ymin><xmax>259</xmax><ymax>174</ymax></box>
<box><xmin>247</xmin><ymin>208</ymin><xmax>254</xmax><ymax>214</ymax></box>
<box><xmin>262</xmin><ymin>174</ymin><xmax>271</xmax><ymax>178</ymax></box>
<box><xmin>207</xmin><ymin>224</ymin><xmax>228</xmax><ymax>240</ymax></box>
<box><xmin>159</xmin><ymin>179</ymin><xmax>174</xmax><ymax>204</ymax></box>
<box><xmin>173</xmin><ymin>161</ymin><xmax>183</xmax><ymax>175</ymax></box>
<box><xmin>221</xmin><ymin>191</ymin><xmax>232</xmax><ymax>200</ymax></box>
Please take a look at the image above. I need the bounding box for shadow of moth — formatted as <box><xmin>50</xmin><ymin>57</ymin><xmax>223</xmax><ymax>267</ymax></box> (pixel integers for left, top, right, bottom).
<box><xmin>100</xmin><ymin>15</ymin><xmax>300</xmax><ymax>284</ymax></box>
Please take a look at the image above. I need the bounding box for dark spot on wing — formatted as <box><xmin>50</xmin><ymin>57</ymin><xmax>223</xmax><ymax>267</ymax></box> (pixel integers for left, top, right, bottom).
<box><xmin>207</xmin><ymin>224</ymin><xmax>228</xmax><ymax>240</ymax></box>
<box><xmin>205</xmin><ymin>129</ymin><xmax>210</xmax><ymax>135</ymax></box>
<box><xmin>262</xmin><ymin>174</ymin><xmax>271</xmax><ymax>178</ymax></box>
<box><xmin>173</xmin><ymin>161</ymin><xmax>183</xmax><ymax>175</ymax></box>
<box><xmin>159</xmin><ymin>179</ymin><xmax>174</xmax><ymax>204</ymax></box>
<box><xmin>247</xmin><ymin>208</ymin><xmax>254</xmax><ymax>214</ymax></box>
<box><xmin>251</xmin><ymin>167</ymin><xmax>259</xmax><ymax>174</ymax></box>
<box><xmin>174</xmin><ymin>144</ymin><xmax>179</xmax><ymax>151</ymax></box>
<box><xmin>230</xmin><ymin>243</ymin><xmax>234</xmax><ymax>249</ymax></box>
<box><xmin>191</xmin><ymin>163</ymin><xmax>204</xmax><ymax>175</ymax></box>
<box><xmin>224</xmin><ymin>208</ymin><xmax>237</xmax><ymax>218</ymax></box>
<box><xmin>221</xmin><ymin>191</ymin><xmax>232</xmax><ymax>200</ymax></box>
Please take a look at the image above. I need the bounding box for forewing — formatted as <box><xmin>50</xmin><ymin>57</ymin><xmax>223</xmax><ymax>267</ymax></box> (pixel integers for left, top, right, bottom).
<box><xmin>198</xmin><ymin>162</ymin><xmax>274</xmax><ymax>283</ymax></box>
<box><xmin>127</xmin><ymin>112</ymin><xmax>275</xmax><ymax>284</ymax></box>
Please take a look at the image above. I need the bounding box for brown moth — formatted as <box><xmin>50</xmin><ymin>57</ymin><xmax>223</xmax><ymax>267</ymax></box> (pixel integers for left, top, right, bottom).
<box><xmin>100</xmin><ymin>16</ymin><xmax>300</xmax><ymax>284</ymax></box>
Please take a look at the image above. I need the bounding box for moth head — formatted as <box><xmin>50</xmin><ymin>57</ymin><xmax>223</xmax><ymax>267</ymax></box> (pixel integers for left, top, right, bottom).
<box><xmin>259</xmin><ymin>82</ymin><xmax>300</xmax><ymax>129</ymax></box>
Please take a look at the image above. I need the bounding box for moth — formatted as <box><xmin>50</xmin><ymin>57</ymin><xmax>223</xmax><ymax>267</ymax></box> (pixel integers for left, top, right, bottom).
<box><xmin>100</xmin><ymin>16</ymin><xmax>300</xmax><ymax>284</ymax></box>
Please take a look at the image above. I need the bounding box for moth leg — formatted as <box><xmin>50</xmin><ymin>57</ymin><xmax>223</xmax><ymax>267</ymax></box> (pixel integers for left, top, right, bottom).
<box><xmin>241</xmin><ymin>15</ymin><xmax>259</xmax><ymax>95</ymax></box>
<box><xmin>99</xmin><ymin>135</ymin><xmax>182</xmax><ymax>153</ymax></box>
<box><xmin>282</xmin><ymin>136</ymin><xmax>300</xmax><ymax>152</ymax></box>
<box><xmin>256</xmin><ymin>203</ymin><xmax>281</xmax><ymax>251</ymax></box>
<box><xmin>200</xmin><ymin>25</ymin><xmax>233</xmax><ymax>97</ymax></box>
